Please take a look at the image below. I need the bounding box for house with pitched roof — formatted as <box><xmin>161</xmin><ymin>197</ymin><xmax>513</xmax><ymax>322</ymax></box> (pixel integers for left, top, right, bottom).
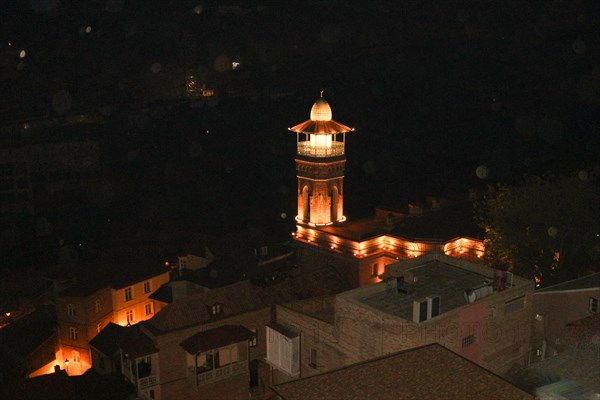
<box><xmin>55</xmin><ymin>248</ymin><xmax>170</xmax><ymax>375</ymax></box>
<box><xmin>89</xmin><ymin>322</ymin><xmax>126</xmax><ymax>375</ymax></box>
<box><xmin>116</xmin><ymin>280</ymin><xmax>271</xmax><ymax>400</ymax></box>
<box><xmin>101</xmin><ymin>256</ymin><xmax>350</xmax><ymax>400</ymax></box>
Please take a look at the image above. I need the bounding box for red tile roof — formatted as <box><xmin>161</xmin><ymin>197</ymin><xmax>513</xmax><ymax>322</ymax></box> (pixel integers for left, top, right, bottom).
<box><xmin>272</xmin><ymin>344</ymin><xmax>534</xmax><ymax>400</ymax></box>
<box><xmin>145</xmin><ymin>266</ymin><xmax>349</xmax><ymax>335</ymax></box>
<box><xmin>180</xmin><ymin>325</ymin><xmax>254</xmax><ymax>354</ymax></box>
<box><xmin>117</xmin><ymin>324</ymin><xmax>157</xmax><ymax>360</ymax></box>
<box><xmin>144</xmin><ymin>280</ymin><xmax>264</xmax><ymax>334</ymax></box>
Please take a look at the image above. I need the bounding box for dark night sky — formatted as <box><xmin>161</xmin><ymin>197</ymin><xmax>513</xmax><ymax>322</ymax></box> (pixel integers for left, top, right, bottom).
<box><xmin>1</xmin><ymin>0</ymin><xmax>599</xmax><ymax>244</ymax></box>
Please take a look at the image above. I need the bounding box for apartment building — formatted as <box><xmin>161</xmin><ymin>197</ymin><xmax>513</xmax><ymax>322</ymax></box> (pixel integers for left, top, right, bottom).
<box><xmin>266</xmin><ymin>253</ymin><xmax>534</xmax><ymax>384</ymax></box>
<box><xmin>95</xmin><ymin>251</ymin><xmax>350</xmax><ymax>400</ymax></box>
<box><xmin>56</xmin><ymin>253</ymin><xmax>170</xmax><ymax>375</ymax></box>
<box><xmin>116</xmin><ymin>280</ymin><xmax>271</xmax><ymax>400</ymax></box>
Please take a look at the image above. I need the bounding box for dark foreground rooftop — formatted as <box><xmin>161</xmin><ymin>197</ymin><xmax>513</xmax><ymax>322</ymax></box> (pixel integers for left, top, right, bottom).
<box><xmin>271</xmin><ymin>343</ymin><xmax>534</xmax><ymax>400</ymax></box>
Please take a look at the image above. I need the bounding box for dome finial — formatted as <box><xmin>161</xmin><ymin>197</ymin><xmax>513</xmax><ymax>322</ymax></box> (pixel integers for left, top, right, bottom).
<box><xmin>320</xmin><ymin>90</ymin><xmax>324</xmax><ymax>98</ymax></box>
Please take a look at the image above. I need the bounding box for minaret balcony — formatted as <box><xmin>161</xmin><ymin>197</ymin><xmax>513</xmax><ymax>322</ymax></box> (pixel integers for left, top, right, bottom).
<box><xmin>297</xmin><ymin>141</ymin><xmax>345</xmax><ymax>158</ymax></box>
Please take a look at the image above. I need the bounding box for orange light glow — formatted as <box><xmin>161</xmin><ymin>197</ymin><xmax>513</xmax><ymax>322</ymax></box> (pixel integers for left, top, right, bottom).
<box><xmin>28</xmin><ymin>360</ymin><xmax>60</xmax><ymax>378</ymax></box>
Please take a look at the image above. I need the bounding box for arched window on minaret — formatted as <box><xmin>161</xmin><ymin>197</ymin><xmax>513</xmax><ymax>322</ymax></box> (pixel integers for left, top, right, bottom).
<box><xmin>331</xmin><ymin>186</ymin><xmax>339</xmax><ymax>221</ymax></box>
<box><xmin>301</xmin><ymin>185</ymin><xmax>311</xmax><ymax>222</ymax></box>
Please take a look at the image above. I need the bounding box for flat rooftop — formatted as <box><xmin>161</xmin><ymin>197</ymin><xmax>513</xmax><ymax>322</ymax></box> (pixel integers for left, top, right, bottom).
<box><xmin>348</xmin><ymin>257</ymin><xmax>502</xmax><ymax>321</ymax></box>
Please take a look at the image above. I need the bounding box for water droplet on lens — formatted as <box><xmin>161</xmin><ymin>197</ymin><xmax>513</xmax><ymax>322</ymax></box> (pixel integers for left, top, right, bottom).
<box><xmin>475</xmin><ymin>165</ymin><xmax>489</xmax><ymax>179</ymax></box>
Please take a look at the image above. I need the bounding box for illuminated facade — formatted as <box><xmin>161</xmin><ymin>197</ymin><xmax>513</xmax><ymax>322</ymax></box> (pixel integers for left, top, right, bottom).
<box><xmin>55</xmin><ymin>266</ymin><xmax>170</xmax><ymax>376</ymax></box>
<box><xmin>290</xmin><ymin>94</ymin><xmax>484</xmax><ymax>288</ymax></box>
<box><xmin>289</xmin><ymin>92</ymin><xmax>354</xmax><ymax>226</ymax></box>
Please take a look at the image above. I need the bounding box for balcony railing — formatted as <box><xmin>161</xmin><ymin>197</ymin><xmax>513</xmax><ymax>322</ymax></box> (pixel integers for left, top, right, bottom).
<box><xmin>297</xmin><ymin>141</ymin><xmax>344</xmax><ymax>158</ymax></box>
<box><xmin>138</xmin><ymin>375</ymin><xmax>158</xmax><ymax>389</ymax></box>
<box><xmin>188</xmin><ymin>360</ymin><xmax>248</xmax><ymax>386</ymax></box>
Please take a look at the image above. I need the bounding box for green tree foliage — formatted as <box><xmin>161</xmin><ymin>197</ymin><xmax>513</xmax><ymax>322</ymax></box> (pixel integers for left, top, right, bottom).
<box><xmin>475</xmin><ymin>169</ymin><xmax>600</xmax><ymax>286</ymax></box>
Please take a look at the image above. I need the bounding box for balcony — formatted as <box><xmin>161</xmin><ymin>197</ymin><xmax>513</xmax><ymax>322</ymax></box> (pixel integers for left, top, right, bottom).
<box><xmin>297</xmin><ymin>141</ymin><xmax>344</xmax><ymax>158</ymax></box>
<box><xmin>188</xmin><ymin>360</ymin><xmax>248</xmax><ymax>386</ymax></box>
<box><xmin>138</xmin><ymin>375</ymin><xmax>158</xmax><ymax>389</ymax></box>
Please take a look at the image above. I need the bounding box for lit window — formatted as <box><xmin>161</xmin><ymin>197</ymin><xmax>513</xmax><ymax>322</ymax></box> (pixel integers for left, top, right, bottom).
<box><xmin>462</xmin><ymin>334</ymin><xmax>475</xmax><ymax>348</ymax></box>
<box><xmin>94</xmin><ymin>299</ymin><xmax>100</xmax><ymax>313</ymax></box>
<box><xmin>249</xmin><ymin>328</ymin><xmax>258</xmax><ymax>347</ymax></box>
<box><xmin>211</xmin><ymin>303</ymin><xmax>222</xmax><ymax>316</ymax></box>
<box><xmin>145</xmin><ymin>303</ymin><xmax>153</xmax><ymax>316</ymax></box>
<box><xmin>309</xmin><ymin>348</ymin><xmax>317</xmax><ymax>368</ymax></box>
<box><xmin>67</xmin><ymin>303</ymin><xmax>76</xmax><ymax>317</ymax></box>
<box><xmin>125</xmin><ymin>287</ymin><xmax>133</xmax><ymax>301</ymax></box>
<box><xmin>69</xmin><ymin>327</ymin><xmax>78</xmax><ymax>341</ymax></box>
<box><xmin>589</xmin><ymin>298</ymin><xmax>598</xmax><ymax>314</ymax></box>
<box><xmin>126</xmin><ymin>310</ymin><xmax>134</xmax><ymax>323</ymax></box>
<box><xmin>72</xmin><ymin>351</ymin><xmax>80</xmax><ymax>364</ymax></box>
<box><xmin>144</xmin><ymin>281</ymin><xmax>151</xmax><ymax>293</ymax></box>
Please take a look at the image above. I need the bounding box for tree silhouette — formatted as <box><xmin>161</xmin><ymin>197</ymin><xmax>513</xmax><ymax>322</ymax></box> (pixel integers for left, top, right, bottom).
<box><xmin>476</xmin><ymin>168</ymin><xmax>600</xmax><ymax>287</ymax></box>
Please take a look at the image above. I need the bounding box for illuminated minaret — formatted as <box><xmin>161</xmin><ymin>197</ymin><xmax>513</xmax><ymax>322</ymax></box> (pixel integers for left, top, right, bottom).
<box><xmin>289</xmin><ymin>91</ymin><xmax>354</xmax><ymax>226</ymax></box>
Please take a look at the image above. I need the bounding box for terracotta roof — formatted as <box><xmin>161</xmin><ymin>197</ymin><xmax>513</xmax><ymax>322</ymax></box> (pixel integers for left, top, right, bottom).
<box><xmin>537</xmin><ymin>272</ymin><xmax>600</xmax><ymax>292</ymax></box>
<box><xmin>59</xmin><ymin>247</ymin><xmax>170</xmax><ymax>296</ymax></box>
<box><xmin>180</xmin><ymin>325</ymin><xmax>254</xmax><ymax>354</ymax></box>
<box><xmin>272</xmin><ymin>344</ymin><xmax>534</xmax><ymax>400</ymax></box>
<box><xmin>144</xmin><ymin>280</ymin><xmax>265</xmax><ymax>334</ymax></box>
<box><xmin>117</xmin><ymin>324</ymin><xmax>157</xmax><ymax>359</ymax></box>
<box><xmin>89</xmin><ymin>322</ymin><xmax>125</xmax><ymax>356</ymax></box>
<box><xmin>149</xmin><ymin>284</ymin><xmax>174</xmax><ymax>303</ymax></box>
